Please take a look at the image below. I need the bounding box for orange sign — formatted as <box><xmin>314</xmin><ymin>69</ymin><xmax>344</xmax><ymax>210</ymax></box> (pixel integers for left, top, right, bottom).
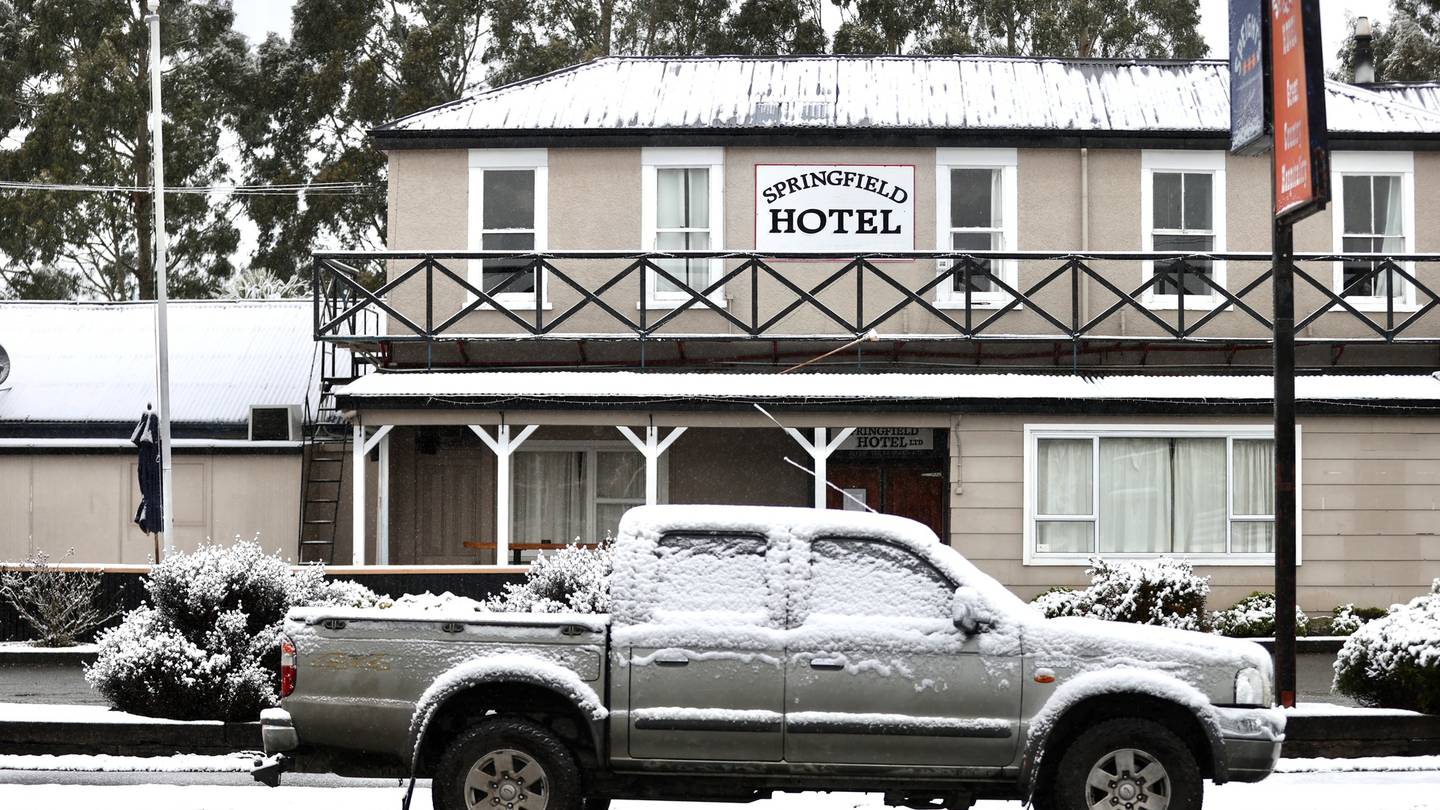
<box><xmin>1271</xmin><ymin>0</ymin><xmax>1325</xmax><ymax>218</ymax></box>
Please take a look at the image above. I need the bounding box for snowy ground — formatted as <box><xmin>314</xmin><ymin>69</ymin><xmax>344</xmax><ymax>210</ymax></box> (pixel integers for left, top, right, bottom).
<box><xmin>0</xmin><ymin>756</ymin><xmax>1435</xmax><ymax>810</ymax></box>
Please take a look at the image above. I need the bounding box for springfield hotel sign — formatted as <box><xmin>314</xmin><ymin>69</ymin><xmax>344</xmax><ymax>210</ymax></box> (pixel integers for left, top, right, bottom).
<box><xmin>755</xmin><ymin>164</ymin><xmax>915</xmax><ymax>252</ymax></box>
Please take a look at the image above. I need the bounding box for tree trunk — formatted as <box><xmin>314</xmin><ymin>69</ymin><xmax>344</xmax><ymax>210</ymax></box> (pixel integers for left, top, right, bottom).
<box><xmin>133</xmin><ymin>108</ymin><xmax>153</xmax><ymax>300</ymax></box>
<box><xmin>599</xmin><ymin>0</ymin><xmax>614</xmax><ymax>55</ymax></box>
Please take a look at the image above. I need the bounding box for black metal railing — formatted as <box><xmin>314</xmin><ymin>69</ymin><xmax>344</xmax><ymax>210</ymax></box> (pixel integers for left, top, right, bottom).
<box><xmin>312</xmin><ymin>250</ymin><xmax>1440</xmax><ymax>347</ymax></box>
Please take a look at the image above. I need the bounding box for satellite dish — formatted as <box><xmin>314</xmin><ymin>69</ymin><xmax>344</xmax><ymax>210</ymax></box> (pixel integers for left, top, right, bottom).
<box><xmin>0</xmin><ymin>343</ymin><xmax>9</xmax><ymax>386</ymax></box>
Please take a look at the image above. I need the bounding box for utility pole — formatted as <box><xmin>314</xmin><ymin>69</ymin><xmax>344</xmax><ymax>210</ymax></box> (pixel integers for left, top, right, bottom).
<box><xmin>147</xmin><ymin>0</ymin><xmax>175</xmax><ymax>556</ymax></box>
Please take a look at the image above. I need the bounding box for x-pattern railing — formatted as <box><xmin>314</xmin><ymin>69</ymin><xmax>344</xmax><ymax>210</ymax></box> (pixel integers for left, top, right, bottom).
<box><xmin>312</xmin><ymin>250</ymin><xmax>1440</xmax><ymax>345</ymax></box>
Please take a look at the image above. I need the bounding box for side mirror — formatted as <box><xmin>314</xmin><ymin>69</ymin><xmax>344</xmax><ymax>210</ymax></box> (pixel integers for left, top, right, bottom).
<box><xmin>952</xmin><ymin>586</ymin><xmax>994</xmax><ymax>635</ymax></box>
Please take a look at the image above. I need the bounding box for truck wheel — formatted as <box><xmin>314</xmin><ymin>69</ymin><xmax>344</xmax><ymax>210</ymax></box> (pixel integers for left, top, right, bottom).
<box><xmin>1048</xmin><ymin>717</ymin><xmax>1202</xmax><ymax>810</ymax></box>
<box><xmin>432</xmin><ymin>717</ymin><xmax>582</xmax><ymax>810</ymax></box>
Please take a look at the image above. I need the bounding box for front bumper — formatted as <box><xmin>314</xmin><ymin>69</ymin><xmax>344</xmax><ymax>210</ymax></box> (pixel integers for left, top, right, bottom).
<box><xmin>1213</xmin><ymin>705</ymin><xmax>1286</xmax><ymax>783</ymax></box>
<box><xmin>260</xmin><ymin>707</ymin><xmax>300</xmax><ymax>755</ymax></box>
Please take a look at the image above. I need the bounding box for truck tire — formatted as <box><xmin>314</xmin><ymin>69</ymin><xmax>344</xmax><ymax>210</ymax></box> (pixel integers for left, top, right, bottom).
<box><xmin>1046</xmin><ymin>717</ymin><xmax>1202</xmax><ymax>810</ymax></box>
<box><xmin>432</xmin><ymin>717</ymin><xmax>583</xmax><ymax>810</ymax></box>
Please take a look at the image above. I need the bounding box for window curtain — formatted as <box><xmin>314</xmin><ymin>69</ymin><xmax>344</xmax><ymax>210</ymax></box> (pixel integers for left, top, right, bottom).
<box><xmin>1173</xmin><ymin>439</ymin><xmax>1227</xmax><ymax>552</ymax></box>
<box><xmin>656</xmin><ymin>168</ymin><xmax>710</xmax><ymax>292</ymax></box>
<box><xmin>1232</xmin><ymin>440</ymin><xmax>1276</xmax><ymax>553</ymax></box>
<box><xmin>1036</xmin><ymin>438</ymin><xmax>1093</xmax><ymax>553</ymax></box>
<box><xmin>1378</xmin><ymin>175</ymin><xmax>1404</xmax><ymax>299</ymax></box>
<box><xmin>512</xmin><ymin>451</ymin><xmax>586</xmax><ymax>543</ymax></box>
<box><xmin>1098</xmin><ymin>438</ymin><xmax>1171</xmax><ymax>553</ymax></box>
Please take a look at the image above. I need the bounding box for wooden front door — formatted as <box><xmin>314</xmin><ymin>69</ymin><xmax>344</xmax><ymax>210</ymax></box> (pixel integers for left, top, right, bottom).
<box><xmin>828</xmin><ymin>462</ymin><xmax>945</xmax><ymax>538</ymax></box>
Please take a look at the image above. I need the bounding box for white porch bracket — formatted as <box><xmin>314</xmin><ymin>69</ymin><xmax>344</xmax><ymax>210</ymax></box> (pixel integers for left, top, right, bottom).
<box><xmin>470</xmin><ymin>423</ymin><xmax>539</xmax><ymax>565</ymax></box>
<box><xmin>617</xmin><ymin>425</ymin><xmax>688</xmax><ymax>505</ymax></box>
<box><xmin>351</xmin><ymin>424</ymin><xmax>394</xmax><ymax>566</ymax></box>
<box><xmin>783</xmin><ymin>426</ymin><xmax>856</xmax><ymax>508</ymax></box>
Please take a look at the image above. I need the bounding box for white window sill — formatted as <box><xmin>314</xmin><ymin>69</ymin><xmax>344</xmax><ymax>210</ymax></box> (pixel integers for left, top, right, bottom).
<box><xmin>467</xmin><ymin>300</ymin><xmax>555</xmax><ymax>312</ymax></box>
<box><xmin>1142</xmin><ymin>297</ymin><xmax>1232</xmax><ymax>311</ymax></box>
<box><xmin>934</xmin><ymin>299</ymin><xmax>1023</xmax><ymax>311</ymax></box>
<box><xmin>1025</xmin><ymin>553</ymin><xmax>1283</xmax><ymax>567</ymax></box>
<box><xmin>1328</xmin><ymin>301</ymin><xmax>1420</xmax><ymax>313</ymax></box>
<box><xmin>636</xmin><ymin>298</ymin><xmax>729</xmax><ymax>311</ymax></box>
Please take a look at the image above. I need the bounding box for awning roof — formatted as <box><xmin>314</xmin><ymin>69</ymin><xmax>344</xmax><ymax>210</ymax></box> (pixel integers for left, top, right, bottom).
<box><xmin>335</xmin><ymin>371</ymin><xmax>1440</xmax><ymax>410</ymax></box>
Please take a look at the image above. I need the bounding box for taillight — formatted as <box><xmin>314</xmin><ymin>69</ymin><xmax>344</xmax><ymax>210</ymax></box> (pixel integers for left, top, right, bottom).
<box><xmin>279</xmin><ymin>635</ymin><xmax>296</xmax><ymax>698</ymax></box>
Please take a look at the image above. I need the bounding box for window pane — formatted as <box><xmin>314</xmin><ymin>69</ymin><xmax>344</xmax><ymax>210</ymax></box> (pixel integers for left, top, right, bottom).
<box><xmin>808</xmin><ymin>539</ymin><xmax>952</xmax><ymax>620</ymax></box>
<box><xmin>1231</xmin><ymin>522</ymin><xmax>1273</xmax><ymax>553</ymax></box>
<box><xmin>651</xmin><ymin>534</ymin><xmax>770</xmax><ymax>621</ymax></box>
<box><xmin>1037</xmin><ymin>521</ymin><xmax>1093</xmax><ymax>554</ymax></box>
<box><xmin>1232</xmin><ymin>439</ymin><xmax>1275</xmax><ymax>516</ymax></box>
<box><xmin>951</xmin><ymin>168</ymin><xmax>998</xmax><ymax>228</ymax></box>
<box><xmin>481</xmin><ymin>231</ymin><xmax>536</xmax><ymax>294</ymax></box>
<box><xmin>483</xmin><ymin>170</ymin><xmax>534</xmax><ymax>230</ymax></box>
<box><xmin>657</xmin><ymin>168</ymin><xmax>708</xmax><ymax>229</ymax></box>
<box><xmin>1182</xmin><ymin>172</ymin><xmax>1213</xmax><ymax>230</ymax></box>
<box><xmin>596</xmin><ymin>503</ymin><xmax>630</xmax><ymax>542</ymax></box>
<box><xmin>950</xmin><ymin>231</ymin><xmax>997</xmax><ymax>291</ymax></box>
<box><xmin>655</xmin><ymin>230</ymin><xmax>711</xmax><ymax>294</ymax></box>
<box><xmin>1098</xmin><ymin>438</ymin><xmax>1171</xmax><ymax>553</ymax></box>
<box><xmin>512</xmin><ymin>451</ymin><xmax>586</xmax><ymax>543</ymax></box>
<box><xmin>1373</xmin><ymin>175</ymin><xmax>1401</xmax><ymax>235</ymax></box>
<box><xmin>597</xmin><ymin>451</ymin><xmax>645</xmax><ymax>500</ymax></box>
<box><xmin>1153</xmin><ymin>172</ymin><xmax>1183</xmax><ymax>230</ymax></box>
<box><xmin>1153</xmin><ymin>234</ymin><xmax>1215</xmax><ymax>294</ymax></box>
<box><xmin>1341</xmin><ymin>236</ymin><xmax>1379</xmax><ymax>297</ymax></box>
<box><xmin>1172</xmin><ymin>438</ymin><xmax>1226</xmax><ymax>553</ymax></box>
<box><xmin>1342</xmin><ymin>175</ymin><xmax>1370</xmax><ymax>235</ymax></box>
<box><xmin>1037</xmin><ymin>438</ymin><xmax>1091</xmax><ymax>514</ymax></box>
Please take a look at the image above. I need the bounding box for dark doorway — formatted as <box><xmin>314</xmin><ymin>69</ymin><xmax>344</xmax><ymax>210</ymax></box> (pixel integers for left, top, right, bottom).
<box><xmin>827</xmin><ymin>428</ymin><xmax>947</xmax><ymax>539</ymax></box>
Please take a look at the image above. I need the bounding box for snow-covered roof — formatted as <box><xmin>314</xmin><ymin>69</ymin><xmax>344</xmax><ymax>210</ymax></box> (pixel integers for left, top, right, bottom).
<box><xmin>0</xmin><ymin>301</ymin><xmax>319</xmax><ymax>425</ymax></box>
<box><xmin>334</xmin><ymin>370</ymin><xmax>1440</xmax><ymax>405</ymax></box>
<box><xmin>377</xmin><ymin>55</ymin><xmax>1440</xmax><ymax>139</ymax></box>
<box><xmin>1364</xmin><ymin>81</ymin><xmax>1440</xmax><ymax>116</ymax></box>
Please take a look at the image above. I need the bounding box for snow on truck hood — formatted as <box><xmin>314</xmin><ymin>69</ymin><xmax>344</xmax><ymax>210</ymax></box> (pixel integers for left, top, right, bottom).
<box><xmin>1024</xmin><ymin>616</ymin><xmax>1272</xmax><ymax>675</ymax></box>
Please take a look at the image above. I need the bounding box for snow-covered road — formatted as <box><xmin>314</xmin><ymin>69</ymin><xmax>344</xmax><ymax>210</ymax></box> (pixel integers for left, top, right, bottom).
<box><xmin>0</xmin><ymin>764</ymin><xmax>1437</xmax><ymax>810</ymax></box>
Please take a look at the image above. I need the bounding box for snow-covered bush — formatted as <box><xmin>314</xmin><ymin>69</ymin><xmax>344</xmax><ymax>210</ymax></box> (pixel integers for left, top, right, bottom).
<box><xmin>484</xmin><ymin>542</ymin><xmax>612</xmax><ymax>613</ymax></box>
<box><xmin>1328</xmin><ymin>603</ymin><xmax>1388</xmax><ymax>636</ymax></box>
<box><xmin>1211</xmin><ymin>592</ymin><xmax>1310</xmax><ymax>638</ymax></box>
<box><xmin>1027</xmin><ymin>557</ymin><xmax>1211</xmax><ymax>631</ymax></box>
<box><xmin>1334</xmin><ymin>580</ymin><xmax>1440</xmax><ymax>714</ymax></box>
<box><xmin>0</xmin><ymin>549</ymin><xmax>118</xmax><ymax>646</ymax></box>
<box><xmin>86</xmin><ymin>539</ymin><xmax>382</xmax><ymax>721</ymax></box>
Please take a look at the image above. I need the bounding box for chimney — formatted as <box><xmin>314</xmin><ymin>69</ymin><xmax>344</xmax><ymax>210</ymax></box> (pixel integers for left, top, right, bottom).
<box><xmin>1354</xmin><ymin>17</ymin><xmax>1376</xmax><ymax>83</ymax></box>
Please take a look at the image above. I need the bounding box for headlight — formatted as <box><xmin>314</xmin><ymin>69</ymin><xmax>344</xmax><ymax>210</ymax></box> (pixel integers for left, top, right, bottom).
<box><xmin>1234</xmin><ymin>666</ymin><xmax>1269</xmax><ymax>706</ymax></box>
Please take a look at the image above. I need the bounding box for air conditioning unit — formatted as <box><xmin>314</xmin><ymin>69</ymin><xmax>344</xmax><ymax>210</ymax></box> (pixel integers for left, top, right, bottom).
<box><xmin>249</xmin><ymin>405</ymin><xmax>301</xmax><ymax>441</ymax></box>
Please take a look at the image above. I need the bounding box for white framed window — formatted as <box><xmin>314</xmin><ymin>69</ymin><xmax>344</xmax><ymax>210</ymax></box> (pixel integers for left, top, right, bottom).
<box><xmin>1141</xmin><ymin>151</ymin><xmax>1226</xmax><ymax>309</ymax></box>
<box><xmin>642</xmin><ymin>147</ymin><xmax>724</xmax><ymax>308</ymax></box>
<box><xmin>935</xmin><ymin>148</ymin><xmax>1018</xmax><ymax>308</ymax></box>
<box><xmin>511</xmin><ymin>441</ymin><xmax>662</xmax><ymax>549</ymax></box>
<box><xmin>468</xmin><ymin>149</ymin><xmax>549</xmax><ymax>308</ymax></box>
<box><xmin>1023</xmin><ymin>424</ymin><xmax>1297</xmax><ymax>566</ymax></box>
<box><xmin>1331</xmin><ymin>152</ymin><xmax>1415</xmax><ymax>311</ymax></box>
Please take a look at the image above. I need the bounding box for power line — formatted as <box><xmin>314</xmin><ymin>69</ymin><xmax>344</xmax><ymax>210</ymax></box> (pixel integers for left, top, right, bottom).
<box><xmin>0</xmin><ymin>180</ymin><xmax>383</xmax><ymax>196</ymax></box>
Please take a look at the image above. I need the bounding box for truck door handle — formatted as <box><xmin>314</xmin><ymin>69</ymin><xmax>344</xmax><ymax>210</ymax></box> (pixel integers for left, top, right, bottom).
<box><xmin>652</xmin><ymin>655</ymin><xmax>689</xmax><ymax>667</ymax></box>
<box><xmin>810</xmin><ymin>658</ymin><xmax>845</xmax><ymax>671</ymax></box>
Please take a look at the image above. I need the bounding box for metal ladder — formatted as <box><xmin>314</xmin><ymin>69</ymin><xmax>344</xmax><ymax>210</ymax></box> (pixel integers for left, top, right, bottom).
<box><xmin>297</xmin><ymin>394</ymin><xmax>349</xmax><ymax>564</ymax></box>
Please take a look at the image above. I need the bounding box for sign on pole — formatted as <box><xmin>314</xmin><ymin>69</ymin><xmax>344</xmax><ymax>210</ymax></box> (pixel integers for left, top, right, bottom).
<box><xmin>1270</xmin><ymin>0</ymin><xmax>1330</xmax><ymax>222</ymax></box>
<box><xmin>1229</xmin><ymin>0</ymin><xmax>1269</xmax><ymax>155</ymax></box>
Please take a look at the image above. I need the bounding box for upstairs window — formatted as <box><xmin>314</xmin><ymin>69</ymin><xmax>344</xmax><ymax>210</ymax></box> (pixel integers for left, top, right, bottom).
<box><xmin>642</xmin><ymin>148</ymin><xmax>724</xmax><ymax>307</ymax></box>
<box><xmin>1142</xmin><ymin>151</ymin><xmax>1226</xmax><ymax>307</ymax></box>
<box><xmin>1332</xmin><ymin>152</ymin><xmax>1414</xmax><ymax>310</ymax></box>
<box><xmin>468</xmin><ymin>149</ymin><xmax>548</xmax><ymax>306</ymax></box>
<box><xmin>936</xmin><ymin>148</ymin><xmax>1017</xmax><ymax>306</ymax></box>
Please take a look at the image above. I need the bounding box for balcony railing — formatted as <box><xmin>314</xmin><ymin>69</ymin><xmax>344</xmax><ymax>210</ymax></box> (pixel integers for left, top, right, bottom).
<box><xmin>313</xmin><ymin>250</ymin><xmax>1440</xmax><ymax>347</ymax></box>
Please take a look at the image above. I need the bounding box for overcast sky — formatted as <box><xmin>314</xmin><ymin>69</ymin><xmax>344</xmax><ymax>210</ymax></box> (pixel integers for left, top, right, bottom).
<box><xmin>231</xmin><ymin>0</ymin><xmax>1393</xmax><ymax>76</ymax></box>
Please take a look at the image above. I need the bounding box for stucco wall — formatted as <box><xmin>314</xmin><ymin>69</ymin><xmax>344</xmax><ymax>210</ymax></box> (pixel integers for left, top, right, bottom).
<box><xmin>0</xmin><ymin>452</ymin><xmax>302</xmax><ymax>564</ymax></box>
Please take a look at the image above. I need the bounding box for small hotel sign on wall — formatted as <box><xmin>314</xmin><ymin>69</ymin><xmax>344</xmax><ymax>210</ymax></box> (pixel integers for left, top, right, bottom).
<box><xmin>755</xmin><ymin>164</ymin><xmax>915</xmax><ymax>252</ymax></box>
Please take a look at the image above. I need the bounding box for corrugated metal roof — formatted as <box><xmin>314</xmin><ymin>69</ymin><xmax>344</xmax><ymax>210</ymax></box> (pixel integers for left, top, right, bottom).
<box><xmin>0</xmin><ymin>301</ymin><xmax>319</xmax><ymax>425</ymax></box>
<box><xmin>380</xmin><ymin>55</ymin><xmax>1440</xmax><ymax>136</ymax></box>
<box><xmin>1363</xmin><ymin>81</ymin><xmax>1440</xmax><ymax>116</ymax></box>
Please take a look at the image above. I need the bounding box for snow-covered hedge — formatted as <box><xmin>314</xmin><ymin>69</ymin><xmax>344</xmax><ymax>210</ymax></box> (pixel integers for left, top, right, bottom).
<box><xmin>86</xmin><ymin>540</ymin><xmax>383</xmax><ymax>721</ymax></box>
<box><xmin>1029</xmin><ymin>557</ymin><xmax>1211</xmax><ymax>631</ymax></box>
<box><xmin>484</xmin><ymin>542</ymin><xmax>612</xmax><ymax>613</ymax></box>
<box><xmin>1328</xmin><ymin>603</ymin><xmax>1387</xmax><ymax>636</ymax></box>
<box><xmin>1334</xmin><ymin>580</ymin><xmax>1440</xmax><ymax>714</ymax></box>
<box><xmin>1211</xmin><ymin>592</ymin><xmax>1311</xmax><ymax>638</ymax></box>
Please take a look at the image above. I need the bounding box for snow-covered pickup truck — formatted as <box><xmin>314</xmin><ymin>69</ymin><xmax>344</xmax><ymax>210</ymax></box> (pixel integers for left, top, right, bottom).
<box><xmin>259</xmin><ymin>505</ymin><xmax>1284</xmax><ymax>810</ymax></box>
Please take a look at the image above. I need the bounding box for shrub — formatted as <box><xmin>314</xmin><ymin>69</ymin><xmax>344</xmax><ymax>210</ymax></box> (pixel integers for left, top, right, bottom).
<box><xmin>1027</xmin><ymin>557</ymin><xmax>1211</xmax><ymax>631</ymax></box>
<box><xmin>484</xmin><ymin>542</ymin><xmax>612</xmax><ymax>613</ymax></box>
<box><xmin>1334</xmin><ymin>580</ymin><xmax>1440</xmax><ymax>714</ymax></box>
<box><xmin>1328</xmin><ymin>604</ymin><xmax>1388</xmax><ymax>637</ymax></box>
<box><xmin>1211</xmin><ymin>592</ymin><xmax>1311</xmax><ymax>638</ymax></box>
<box><xmin>86</xmin><ymin>539</ymin><xmax>382</xmax><ymax>721</ymax></box>
<box><xmin>0</xmin><ymin>549</ymin><xmax>118</xmax><ymax>647</ymax></box>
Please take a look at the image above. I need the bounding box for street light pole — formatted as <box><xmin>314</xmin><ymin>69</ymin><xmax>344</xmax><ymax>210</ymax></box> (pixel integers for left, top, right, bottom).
<box><xmin>147</xmin><ymin>0</ymin><xmax>175</xmax><ymax>556</ymax></box>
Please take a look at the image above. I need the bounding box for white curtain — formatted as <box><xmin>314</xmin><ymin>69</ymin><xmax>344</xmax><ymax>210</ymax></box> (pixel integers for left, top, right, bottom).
<box><xmin>1173</xmin><ymin>439</ymin><xmax>1227</xmax><ymax>553</ymax></box>
<box><xmin>656</xmin><ymin>168</ymin><xmax>710</xmax><ymax>292</ymax></box>
<box><xmin>512</xmin><ymin>451</ymin><xmax>586</xmax><ymax>543</ymax></box>
<box><xmin>1232</xmin><ymin>440</ymin><xmax>1276</xmax><ymax>553</ymax></box>
<box><xmin>1036</xmin><ymin>438</ymin><xmax>1093</xmax><ymax>553</ymax></box>
<box><xmin>1379</xmin><ymin>175</ymin><xmax>1405</xmax><ymax>299</ymax></box>
<box><xmin>1099</xmin><ymin>438</ymin><xmax>1171</xmax><ymax>553</ymax></box>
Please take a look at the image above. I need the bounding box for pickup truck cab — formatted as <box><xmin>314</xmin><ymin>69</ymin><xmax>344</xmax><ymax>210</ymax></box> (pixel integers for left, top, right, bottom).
<box><xmin>260</xmin><ymin>505</ymin><xmax>1284</xmax><ymax>810</ymax></box>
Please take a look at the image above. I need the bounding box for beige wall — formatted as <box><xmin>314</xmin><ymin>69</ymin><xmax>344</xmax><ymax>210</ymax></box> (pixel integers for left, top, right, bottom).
<box><xmin>0</xmin><ymin>452</ymin><xmax>302</xmax><ymax>565</ymax></box>
<box><xmin>952</xmin><ymin>413</ymin><xmax>1440</xmax><ymax>613</ymax></box>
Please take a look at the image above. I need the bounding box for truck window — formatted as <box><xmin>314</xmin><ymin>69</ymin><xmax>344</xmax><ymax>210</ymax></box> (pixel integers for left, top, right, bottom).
<box><xmin>650</xmin><ymin>534</ymin><xmax>771</xmax><ymax>622</ymax></box>
<box><xmin>807</xmin><ymin>538</ymin><xmax>953</xmax><ymax>621</ymax></box>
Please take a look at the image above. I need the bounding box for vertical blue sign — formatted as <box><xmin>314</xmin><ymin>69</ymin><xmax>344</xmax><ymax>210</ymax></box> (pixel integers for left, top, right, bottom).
<box><xmin>1230</xmin><ymin>0</ymin><xmax>1268</xmax><ymax>155</ymax></box>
